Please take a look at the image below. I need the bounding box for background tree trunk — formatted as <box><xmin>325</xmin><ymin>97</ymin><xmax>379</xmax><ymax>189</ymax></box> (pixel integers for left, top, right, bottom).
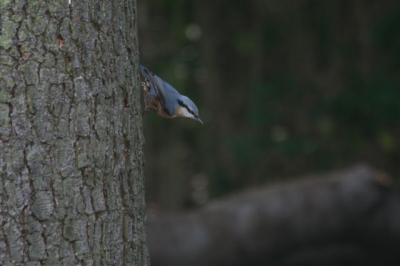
<box><xmin>0</xmin><ymin>0</ymin><xmax>148</xmax><ymax>265</ymax></box>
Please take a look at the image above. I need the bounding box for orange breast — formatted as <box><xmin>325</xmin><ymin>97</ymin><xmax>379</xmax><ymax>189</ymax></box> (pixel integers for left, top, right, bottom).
<box><xmin>143</xmin><ymin>88</ymin><xmax>173</xmax><ymax>118</ymax></box>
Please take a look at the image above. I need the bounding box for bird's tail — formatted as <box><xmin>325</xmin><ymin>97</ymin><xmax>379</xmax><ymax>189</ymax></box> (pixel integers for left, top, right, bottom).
<box><xmin>139</xmin><ymin>64</ymin><xmax>151</xmax><ymax>81</ymax></box>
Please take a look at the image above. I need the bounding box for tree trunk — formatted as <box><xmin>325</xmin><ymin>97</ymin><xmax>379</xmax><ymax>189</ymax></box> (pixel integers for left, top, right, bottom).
<box><xmin>0</xmin><ymin>0</ymin><xmax>148</xmax><ymax>265</ymax></box>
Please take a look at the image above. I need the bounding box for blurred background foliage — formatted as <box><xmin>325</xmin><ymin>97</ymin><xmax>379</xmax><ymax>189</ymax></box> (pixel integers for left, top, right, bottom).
<box><xmin>138</xmin><ymin>0</ymin><xmax>400</xmax><ymax>210</ymax></box>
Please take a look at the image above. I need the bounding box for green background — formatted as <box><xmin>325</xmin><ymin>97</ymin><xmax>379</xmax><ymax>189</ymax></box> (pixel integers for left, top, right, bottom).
<box><xmin>138</xmin><ymin>0</ymin><xmax>400</xmax><ymax>210</ymax></box>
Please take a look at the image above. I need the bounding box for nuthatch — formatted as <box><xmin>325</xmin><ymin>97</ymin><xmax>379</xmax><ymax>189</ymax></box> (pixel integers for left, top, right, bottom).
<box><xmin>140</xmin><ymin>64</ymin><xmax>203</xmax><ymax>124</ymax></box>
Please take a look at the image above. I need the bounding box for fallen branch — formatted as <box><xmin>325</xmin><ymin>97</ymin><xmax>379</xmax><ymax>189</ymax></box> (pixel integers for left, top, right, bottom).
<box><xmin>147</xmin><ymin>165</ymin><xmax>400</xmax><ymax>266</ymax></box>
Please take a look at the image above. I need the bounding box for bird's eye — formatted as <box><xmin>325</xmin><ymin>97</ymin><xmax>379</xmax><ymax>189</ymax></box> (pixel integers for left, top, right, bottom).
<box><xmin>187</xmin><ymin>108</ymin><xmax>195</xmax><ymax>116</ymax></box>
<box><xmin>178</xmin><ymin>100</ymin><xmax>196</xmax><ymax>116</ymax></box>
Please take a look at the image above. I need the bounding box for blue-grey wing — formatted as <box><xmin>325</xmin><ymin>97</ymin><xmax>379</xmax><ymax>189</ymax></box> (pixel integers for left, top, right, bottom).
<box><xmin>139</xmin><ymin>64</ymin><xmax>167</xmax><ymax>107</ymax></box>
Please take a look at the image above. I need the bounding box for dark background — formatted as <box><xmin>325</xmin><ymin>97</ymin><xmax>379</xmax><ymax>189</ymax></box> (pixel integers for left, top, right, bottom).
<box><xmin>138</xmin><ymin>0</ymin><xmax>400</xmax><ymax>211</ymax></box>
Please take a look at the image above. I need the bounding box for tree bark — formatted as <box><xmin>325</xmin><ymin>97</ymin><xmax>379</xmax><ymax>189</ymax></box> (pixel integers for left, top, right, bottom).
<box><xmin>0</xmin><ymin>0</ymin><xmax>148</xmax><ymax>265</ymax></box>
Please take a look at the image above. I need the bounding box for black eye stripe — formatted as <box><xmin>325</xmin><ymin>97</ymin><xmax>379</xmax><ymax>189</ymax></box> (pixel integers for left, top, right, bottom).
<box><xmin>186</xmin><ymin>107</ymin><xmax>194</xmax><ymax>115</ymax></box>
<box><xmin>178</xmin><ymin>100</ymin><xmax>196</xmax><ymax>116</ymax></box>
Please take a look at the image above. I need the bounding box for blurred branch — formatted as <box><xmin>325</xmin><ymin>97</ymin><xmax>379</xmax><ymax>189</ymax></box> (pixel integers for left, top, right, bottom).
<box><xmin>147</xmin><ymin>165</ymin><xmax>400</xmax><ymax>266</ymax></box>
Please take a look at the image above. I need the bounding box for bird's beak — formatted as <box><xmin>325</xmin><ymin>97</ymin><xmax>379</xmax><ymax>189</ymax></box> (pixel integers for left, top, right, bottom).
<box><xmin>196</xmin><ymin>117</ymin><xmax>203</xmax><ymax>124</ymax></box>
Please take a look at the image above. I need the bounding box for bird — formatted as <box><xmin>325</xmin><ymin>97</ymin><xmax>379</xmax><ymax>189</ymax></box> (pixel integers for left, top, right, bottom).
<box><xmin>139</xmin><ymin>64</ymin><xmax>203</xmax><ymax>124</ymax></box>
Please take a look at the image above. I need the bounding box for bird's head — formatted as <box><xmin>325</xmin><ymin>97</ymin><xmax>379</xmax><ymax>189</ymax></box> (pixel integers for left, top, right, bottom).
<box><xmin>174</xmin><ymin>95</ymin><xmax>203</xmax><ymax>124</ymax></box>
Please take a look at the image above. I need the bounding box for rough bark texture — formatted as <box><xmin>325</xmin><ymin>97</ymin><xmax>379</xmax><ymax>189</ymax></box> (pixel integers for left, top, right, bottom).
<box><xmin>0</xmin><ymin>0</ymin><xmax>148</xmax><ymax>265</ymax></box>
<box><xmin>147</xmin><ymin>166</ymin><xmax>400</xmax><ymax>266</ymax></box>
